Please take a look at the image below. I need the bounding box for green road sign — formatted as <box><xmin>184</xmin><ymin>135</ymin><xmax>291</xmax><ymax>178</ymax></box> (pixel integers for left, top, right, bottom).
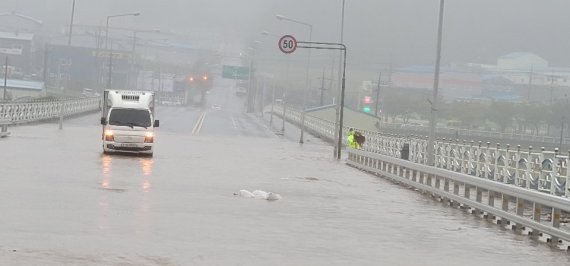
<box><xmin>222</xmin><ymin>65</ymin><xmax>250</xmax><ymax>80</ymax></box>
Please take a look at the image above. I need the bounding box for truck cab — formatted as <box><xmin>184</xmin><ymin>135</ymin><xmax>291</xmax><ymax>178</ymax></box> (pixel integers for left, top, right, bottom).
<box><xmin>100</xmin><ymin>90</ymin><xmax>159</xmax><ymax>156</ymax></box>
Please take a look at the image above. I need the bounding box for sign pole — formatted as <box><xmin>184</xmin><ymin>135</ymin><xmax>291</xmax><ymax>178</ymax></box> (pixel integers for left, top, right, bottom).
<box><xmin>336</xmin><ymin>46</ymin><xmax>347</xmax><ymax>160</ymax></box>
<box><xmin>278</xmin><ymin>36</ymin><xmax>347</xmax><ymax>159</ymax></box>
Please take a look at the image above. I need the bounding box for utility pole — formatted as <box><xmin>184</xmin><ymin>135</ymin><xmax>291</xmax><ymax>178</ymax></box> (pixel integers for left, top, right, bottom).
<box><xmin>329</xmin><ymin>56</ymin><xmax>335</xmax><ymax>104</ymax></box>
<box><xmin>94</xmin><ymin>26</ymin><xmax>102</xmax><ymax>91</ymax></box>
<box><xmin>281</xmin><ymin>93</ymin><xmax>286</xmax><ymax>133</ymax></box>
<box><xmin>247</xmin><ymin>52</ymin><xmax>255</xmax><ymax>113</ymax></box>
<box><xmin>375</xmin><ymin>72</ymin><xmax>382</xmax><ymax>117</ymax></box>
<box><xmin>270</xmin><ymin>77</ymin><xmax>276</xmax><ymax>126</ymax></box>
<box><xmin>107</xmin><ymin>42</ymin><xmax>113</xmax><ymax>90</ymax></box>
<box><xmin>319</xmin><ymin>67</ymin><xmax>326</xmax><ymax>106</ymax></box>
<box><xmin>130</xmin><ymin>31</ymin><xmax>137</xmax><ymax>89</ymax></box>
<box><xmin>3</xmin><ymin>56</ymin><xmax>7</xmax><ymax>101</ymax></box>
<box><xmin>158</xmin><ymin>60</ymin><xmax>163</xmax><ymax>103</ymax></box>
<box><xmin>558</xmin><ymin>116</ymin><xmax>565</xmax><ymax>151</ymax></box>
<box><xmin>388</xmin><ymin>63</ymin><xmax>393</xmax><ymax>83</ymax></box>
<box><xmin>43</xmin><ymin>45</ymin><xmax>49</xmax><ymax>85</ymax></box>
<box><xmin>259</xmin><ymin>77</ymin><xmax>264</xmax><ymax>117</ymax></box>
<box><xmin>550</xmin><ymin>71</ymin><xmax>555</xmax><ymax>104</ymax></box>
<box><xmin>527</xmin><ymin>65</ymin><xmax>533</xmax><ymax>102</ymax></box>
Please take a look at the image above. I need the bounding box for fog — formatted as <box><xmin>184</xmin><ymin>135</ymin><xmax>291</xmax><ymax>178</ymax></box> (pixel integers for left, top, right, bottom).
<box><xmin>3</xmin><ymin>0</ymin><xmax>570</xmax><ymax>137</ymax></box>
<box><xmin>3</xmin><ymin>0</ymin><xmax>570</xmax><ymax>65</ymax></box>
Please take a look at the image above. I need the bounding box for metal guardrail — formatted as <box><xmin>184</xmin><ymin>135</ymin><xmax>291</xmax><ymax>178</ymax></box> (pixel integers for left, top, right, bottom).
<box><xmin>347</xmin><ymin>148</ymin><xmax>570</xmax><ymax>245</ymax></box>
<box><xmin>0</xmin><ymin>97</ymin><xmax>100</xmax><ymax>125</ymax></box>
<box><xmin>272</xmin><ymin>103</ymin><xmax>570</xmax><ymax>199</ymax></box>
<box><xmin>379</xmin><ymin>122</ymin><xmax>570</xmax><ymax>145</ymax></box>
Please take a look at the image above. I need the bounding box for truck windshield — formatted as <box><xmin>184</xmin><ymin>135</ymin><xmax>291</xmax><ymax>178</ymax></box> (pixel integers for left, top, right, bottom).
<box><xmin>109</xmin><ymin>109</ymin><xmax>152</xmax><ymax>128</ymax></box>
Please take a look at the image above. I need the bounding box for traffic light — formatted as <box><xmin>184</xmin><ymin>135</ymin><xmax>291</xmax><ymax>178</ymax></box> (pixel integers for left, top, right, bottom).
<box><xmin>362</xmin><ymin>96</ymin><xmax>372</xmax><ymax>113</ymax></box>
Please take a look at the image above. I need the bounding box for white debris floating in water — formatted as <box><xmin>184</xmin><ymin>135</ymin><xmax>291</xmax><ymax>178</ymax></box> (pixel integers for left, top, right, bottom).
<box><xmin>252</xmin><ymin>190</ymin><xmax>268</xmax><ymax>199</ymax></box>
<box><xmin>236</xmin><ymin>189</ymin><xmax>255</xmax><ymax>198</ymax></box>
<box><xmin>266</xmin><ymin>192</ymin><xmax>282</xmax><ymax>201</ymax></box>
<box><xmin>235</xmin><ymin>189</ymin><xmax>281</xmax><ymax>201</ymax></box>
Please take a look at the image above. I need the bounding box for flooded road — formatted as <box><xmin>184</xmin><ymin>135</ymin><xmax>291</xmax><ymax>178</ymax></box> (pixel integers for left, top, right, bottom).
<box><xmin>1</xmin><ymin>119</ymin><xmax>570</xmax><ymax>265</ymax></box>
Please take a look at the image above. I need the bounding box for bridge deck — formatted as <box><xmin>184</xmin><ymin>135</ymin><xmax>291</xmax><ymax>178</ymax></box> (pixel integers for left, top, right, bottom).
<box><xmin>1</xmin><ymin>120</ymin><xmax>568</xmax><ymax>265</ymax></box>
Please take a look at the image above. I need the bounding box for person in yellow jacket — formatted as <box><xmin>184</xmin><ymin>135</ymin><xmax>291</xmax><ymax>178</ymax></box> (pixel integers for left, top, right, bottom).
<box><xmin>347</xmin><ymin>128</ymin><xmax>359</xmax><ymax>149</ymax></box>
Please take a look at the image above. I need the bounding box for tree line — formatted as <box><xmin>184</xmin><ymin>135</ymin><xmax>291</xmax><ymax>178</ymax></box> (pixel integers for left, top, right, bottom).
<box><xmin>381</xmin><ymin>89</ymin><xmax>570</xmax><ymax>136</ymax></box>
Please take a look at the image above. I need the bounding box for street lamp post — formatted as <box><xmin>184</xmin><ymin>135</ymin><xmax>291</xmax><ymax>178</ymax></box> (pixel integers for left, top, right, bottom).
<box><xmin>68</xmin><ymin>0</ymin><xmax>76</xmax><ymax>46</ymax></box>
<box><xmin>103</xmin><ymin>12</ymin><xmax>140</xmax><ymax>90</ymax></box>
<box><xmin>427</xmin><ymin>0</ymin><xmax>445</xmax><ymax>166</ymax></box>
<box><xmin>105</xmin><ymin>12</ymin><xmax>141</xmax><ymax>50</ymax></box>
<box><xmin>276</xmin><ymin>14</ymin><xmax>312</xmax><ymax>144</ymax></box>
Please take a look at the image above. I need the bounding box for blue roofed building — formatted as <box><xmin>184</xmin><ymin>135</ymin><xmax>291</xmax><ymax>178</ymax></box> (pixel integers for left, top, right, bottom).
<box><xmin>2</xmin><ymin>79</ymin><xmax>45</xmax><ymax>100</ymax></box>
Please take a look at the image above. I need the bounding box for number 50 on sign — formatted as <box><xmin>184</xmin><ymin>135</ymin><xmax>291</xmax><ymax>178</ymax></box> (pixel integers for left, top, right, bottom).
<box><xmin>278</xmin><ymin>35</ymin><xmax>297</xmax><ymax>54</ymax></box>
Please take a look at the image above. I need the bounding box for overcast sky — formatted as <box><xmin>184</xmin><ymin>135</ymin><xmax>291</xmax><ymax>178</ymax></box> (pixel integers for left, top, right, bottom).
<box><xmin>2</xmin><ymin>0</ymin><xmax>569</xmax><ymax>83</ymax></box>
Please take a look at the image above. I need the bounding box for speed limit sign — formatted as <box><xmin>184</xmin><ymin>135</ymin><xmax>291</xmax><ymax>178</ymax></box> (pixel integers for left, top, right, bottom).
<box><xmin>278</xmin><ymin>35</ymin><xmax>297</xmax><ymax>54</ymax></box>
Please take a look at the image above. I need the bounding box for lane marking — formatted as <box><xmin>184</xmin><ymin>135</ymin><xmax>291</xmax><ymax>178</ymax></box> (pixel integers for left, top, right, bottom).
<box><xmin>196</xmin><ymin>112</ymin><xmax>207</xmax><ymax>135</ymax></box>
<box><xmin>192</xmin><ymin>112</ymin><xmax>207</xmax><ymax>136</ymax></box>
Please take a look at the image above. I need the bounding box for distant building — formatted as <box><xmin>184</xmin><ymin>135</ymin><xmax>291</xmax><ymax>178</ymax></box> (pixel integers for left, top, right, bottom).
<box><xmin>390</xmin><ymin>66</ymin><xmax>482</xmax><ymax>100</ymax></box>
<box><xmin>45</xmin><ymin>44</ymin><xmax>132</xmax><ymax>94</ymax></box>
<box><xmin>0</xmin><ymin>12</ymin><xmax>43</xmax><ymax>33</ymax></box>
<box><xmin>469</xmin><ymin>52</ymin><xmax>570</xmax><ymax>87</ymax></box>
<box><xmin>0</xmin><ymin>31</ymin><xmax>36</xmax><ymax>75</ymax></box>
<box><xmin>497</xmin><ymin>52</ymin><xmax>548</xmax><ymax>70</ymax></box>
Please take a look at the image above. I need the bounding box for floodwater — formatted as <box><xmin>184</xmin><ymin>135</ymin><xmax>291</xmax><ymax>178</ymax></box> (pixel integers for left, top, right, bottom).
<box><xmin>1</xmin><ymin>116</ymin><xmax>569</xmax><ymax>265</ymax></box>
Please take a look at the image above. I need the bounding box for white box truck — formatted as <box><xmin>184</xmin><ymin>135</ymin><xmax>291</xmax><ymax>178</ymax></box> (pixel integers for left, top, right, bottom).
<box><xmin>100</xmin><ymin>90</ymin><xmax>159</xmax><ymax>156</ymax></box>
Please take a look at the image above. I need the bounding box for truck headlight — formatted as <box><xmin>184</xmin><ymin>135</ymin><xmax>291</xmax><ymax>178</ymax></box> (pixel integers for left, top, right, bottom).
<box><xmin>104</xmin><ymin>130</ymin><xmax>114</xmax><ymax>141</ymax></box>
<box><xmin>144</xmin><ymin>132</ymin><xmax>154</xmax><ymax>143</ymax></box>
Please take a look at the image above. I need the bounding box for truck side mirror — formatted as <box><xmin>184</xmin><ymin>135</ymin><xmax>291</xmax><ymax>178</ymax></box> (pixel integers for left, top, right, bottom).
<box><xmin>153</xmin><ymin>120</ymin><xmax>160</xmax><ymax>127</ymax></box>
<box><xmin>100</xmin><ymin>117</ymin><xmax>106</xmax><ymax>125</ymax></box>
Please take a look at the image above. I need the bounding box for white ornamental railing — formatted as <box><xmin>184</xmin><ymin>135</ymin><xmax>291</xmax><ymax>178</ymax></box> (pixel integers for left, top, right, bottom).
<box><xmin>378</xmin><ymin>121</ymin><xmax>570</xmax><ymax>145</ymax></box>
<box><xmin>0</xmin><ymin>97</ymin><xmax>100</xmax><ymax>124</ymax></box>
<box><xmin>272</xmin><ymin>103</ymin><xmax>570</xmax><ymax>198</ymax></box>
